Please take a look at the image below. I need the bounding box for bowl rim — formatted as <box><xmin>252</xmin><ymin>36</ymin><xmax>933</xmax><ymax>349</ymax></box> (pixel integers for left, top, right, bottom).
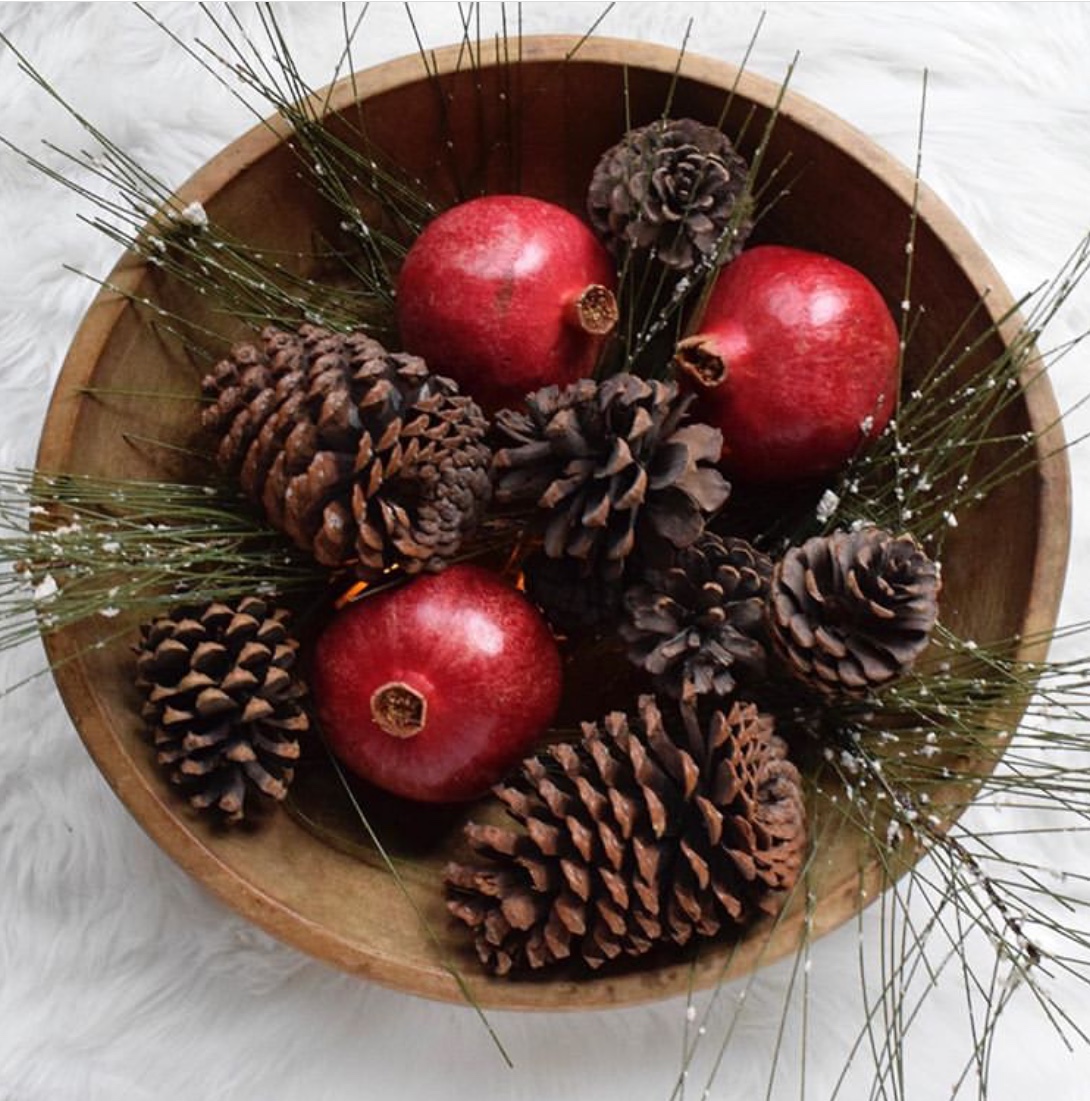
<box><xmin>36</xmin><ymin>33</ymin><xmax>1071</xmax><ymax>1010</ymax></box>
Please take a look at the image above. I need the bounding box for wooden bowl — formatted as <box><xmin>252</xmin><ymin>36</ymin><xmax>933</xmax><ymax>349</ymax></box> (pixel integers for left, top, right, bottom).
<box><xmin>37</xmin><ymin>36</ymin><xmax>1069</xmax><ymax>1009</ymax></box>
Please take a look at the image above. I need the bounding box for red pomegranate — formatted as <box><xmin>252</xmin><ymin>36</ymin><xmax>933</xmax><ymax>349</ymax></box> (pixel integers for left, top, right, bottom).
<box><xmin>396</xmin><ymin>195</ymin><xmax>618</xmax><ymax>412</ymax></box>
<box><xmin>675</xmin><ymin>245</ymin><xmax>901</xmax><ymax>484</ymax></box>
<box><xmin>309</xmin><ymin>565</ymin><xmax>562</xmax><ymax>804</ymax></box>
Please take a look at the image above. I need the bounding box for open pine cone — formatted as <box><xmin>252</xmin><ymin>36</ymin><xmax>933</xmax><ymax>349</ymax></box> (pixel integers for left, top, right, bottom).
<box><xmin>134</xmin><ymin>596</ymin><xmax>310</xmax><ymax>824</ymax></box>
<box><xmin>622</xmin><ymin>533</ymin><xmax>772</xmax><ymax>702</ymax></box>
<box><xmin>445</xmin><ymin>694</ymin><xmax>806</xmax><ymax>975</ymax></box>
<box><xmin>768</xmin><ymin>527</ymin><xmax>941</xmax><ymax>696</ymax></box>
<box><xmin>491</xmin><ymin>373</ymin><xmax>730</xmax><ymax>580</ymax></box>
<box><xmin>587</xmin><ymin>117</ymin><xmax>753</xmax><ymax>272</ymax></box>
<box><xmin>201</xmin><ymin>324</ymin><xmax>492</xmax><ymax>580</ymax></box>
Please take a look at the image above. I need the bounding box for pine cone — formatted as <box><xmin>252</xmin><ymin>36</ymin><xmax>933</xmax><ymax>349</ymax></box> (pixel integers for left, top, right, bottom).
<box><xmin>587</xmin><ymin>117</ymin><xmax>753</xmax><ymax>272</ymax></box>
<box><xmin>445</xmin><ymin>695</ymin><xmax>806</xmax><ymax>974</ymax></box>
<box><xmin>491</xmin><ymin>374</ymin><xmax>730</xmax><ymax>580</ymax></box>
<box><xmin>621</xmin><ymin>533</ymin><xmax>772</xmax><ymax>702</ymax></box>
<box><xmin>522</xmin><ymin>551</ymin><xmax>625</xmax><ymax>635</ymax></box>
<box><xmin>768</xmin><ymin>528</ymin><xmax>941</xmax><ymax>696</ymax></box>
<box><xmin>134</xmin><ymin>596</ymin><xmax>310</xmax><ymax>823</ymax></box>
<box><xmin>201</xmin><ymin>324</ymin><xmax>492</xmax><ymax>580</ymax></box>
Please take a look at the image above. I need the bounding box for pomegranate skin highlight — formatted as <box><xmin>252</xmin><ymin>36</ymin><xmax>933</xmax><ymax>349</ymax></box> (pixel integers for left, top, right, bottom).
<box><xmin>396</xmin><ymin>195</ymin><xmax>618</xmax><ymax>413</ymax></box>
<box><xmin>676</xmin><ymin>245</ymin><xmax>901</xmax><ymax>484</ymax></box>
<box><xmin>310</xmin><ymin>565</ymin><xmax>562</xmax><ymax>804</ymax></box>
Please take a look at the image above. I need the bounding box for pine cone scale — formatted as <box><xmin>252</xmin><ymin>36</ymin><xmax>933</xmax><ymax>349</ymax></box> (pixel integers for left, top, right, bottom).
<box><xmin>769</xmin><ymin>529</ymin><xmax>941</xmax><ymax>697</ymax></box>
<box><xmin>623</xmin><ymin>534</ymin><xmax>772</xmax><ymax>702</ymax></box>
<box><xmin>588</xmin><ymin>118</ymin><xmax>753</xmax><ymax>272</ymax></box>
<box><xmin>493</xmin><ymin>375</ymin><xmax>729</xmax><ymax>581</ymax></box>
<box><xmin>446</xmin><ymin>696</ymin><xmax>806</xmax><ymax>974</ymax></box>
<box><xmin>202</xmin><ymin>325</ymin><xmax>492</xmax><ymax>580</ymax></box>
<box><xmin>135</xmin><ymin>597</ymin><xmax>310</xmax><ymax>824</ymax></box>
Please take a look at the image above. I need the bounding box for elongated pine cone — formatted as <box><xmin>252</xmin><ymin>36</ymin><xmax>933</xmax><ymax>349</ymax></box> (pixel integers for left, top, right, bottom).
<box><xmin>201</xmin><ymin>324</ymin><xmax>492</xmax><ymax>580</ymax></box>
<box><xmin>768</xmin><ymin>528</ymin><xmax>941</xmax><ymax>696</ymax></box>
<box><xmin>135</xmin><ymin>596</ymin><xmax>309</xmax><ymax>823</ymax></box>
<box><xmin>622</xmin><ymin>533</ymin><xmax>772</xmax><ymax>702</ymax></box>
<box><xmin>492</xmin><ymin>374</ymin><xmax>730</xmax><ymax>580</ymax></box>
<box><xmin>587</xmin><ymin>117</ymin><xmax>753</xmax><ymax>272</ymax></box>
<box><xmin>445</xmin><ymin>695</ymin><xmax>806</xmax><ymax>974</ymax></box>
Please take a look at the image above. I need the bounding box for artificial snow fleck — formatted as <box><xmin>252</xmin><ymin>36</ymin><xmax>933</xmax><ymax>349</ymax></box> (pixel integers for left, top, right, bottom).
<box><xmin>887</xmin><ymin>820</ymin><xmax>903</xmax><ymax>847</ymax></box>
<box><xmin>98</xmin><ymin>606</ymin><xmax>120</xmax><ymax>618</ymax></box>
<box><xmin>178</xmin><ymin>201</ymin><xmax>209</xmax><ymax>229</ymax></box>
<box><xmin>816</xmin><ymin>489</ymin><xmax>840</xmax><ymax>523</ymax></box>
<box><xmin>101</xmin><ymin>540</ymin><xmax>121</xmax><ymax>554</ymax></box>
<box><xmin>33</xmin><ymin>574</ymin><xmax>58</xmax><ymax>602</ymax></box>
<box><xmin>944</xmin><ymin>511</ymin><xmax>958</xmax><ymax>528</ymax></box>
<box><xmin>685</xmin><ymin>1005</ymin><xmax>697</xmax><ymax>1022</ymax></box>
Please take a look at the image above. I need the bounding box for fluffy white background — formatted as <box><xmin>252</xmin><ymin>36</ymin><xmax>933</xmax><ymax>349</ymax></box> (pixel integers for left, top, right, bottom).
<box><xmin>1</xmin><ymin>3</ymin><xmax>1088</xmax><ymax>1099</ymax></box>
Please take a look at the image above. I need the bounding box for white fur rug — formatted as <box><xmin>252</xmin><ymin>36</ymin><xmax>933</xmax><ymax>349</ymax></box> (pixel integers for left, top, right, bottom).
<box><xmin>1</xmin><ymin>3</ymin><xmax>1089</xmax><ymax>1099</ymax></box>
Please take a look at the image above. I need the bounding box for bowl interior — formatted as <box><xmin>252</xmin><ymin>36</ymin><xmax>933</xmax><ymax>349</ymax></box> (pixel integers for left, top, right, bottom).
<box><xmin>37</xmin><ymin>35</ymin><xmax>1068</xmax><ymax>1009</ymax></box>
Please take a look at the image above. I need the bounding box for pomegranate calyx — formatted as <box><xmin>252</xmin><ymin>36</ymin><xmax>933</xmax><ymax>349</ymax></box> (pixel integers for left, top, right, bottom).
<box><xmin>371</xmin><ymin>681</ymin><xmax>427</xmax><ymax>739</ymax></box>
<box><xmin>674</xmin><ymin>335</ymin><xmax>728</xmax><ymax>389</ymax></box>
<box><xmin>567</xmin><ymin>283</ymin><xmax>619</xmax><ymax>336</ymax></box>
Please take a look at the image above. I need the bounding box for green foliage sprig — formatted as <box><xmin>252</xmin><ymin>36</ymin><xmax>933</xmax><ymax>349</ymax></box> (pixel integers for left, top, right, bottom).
<box><xmin>0</xmin><ymin>470</ymin><xmax>324</xmax><ymax>657</ymax></box>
